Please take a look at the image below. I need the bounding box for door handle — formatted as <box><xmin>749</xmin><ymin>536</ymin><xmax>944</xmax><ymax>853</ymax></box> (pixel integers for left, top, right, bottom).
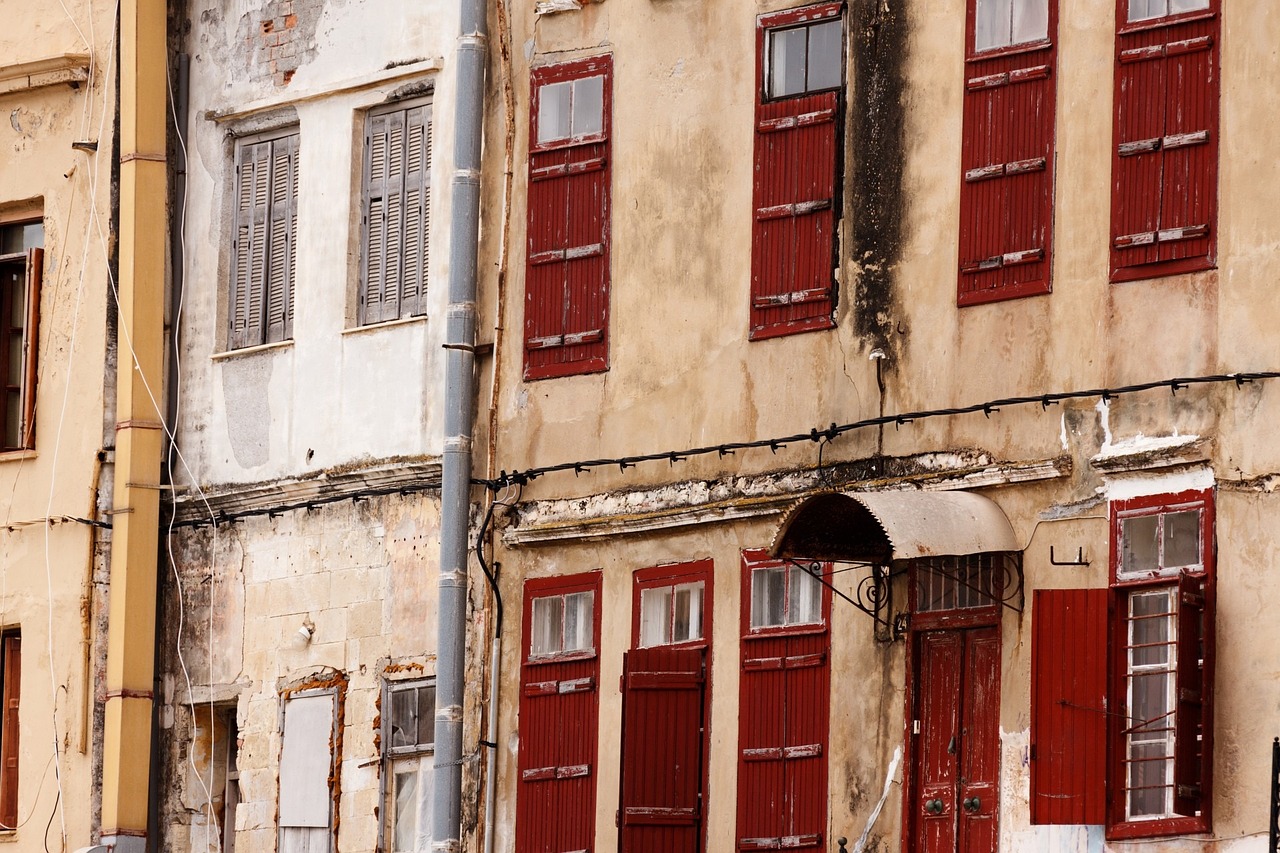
<box><xmin>924</xmin><ymin>798</ymin><xmax>944</xmax><ymax>814</ymax></box>
<box><xmin>963</xmin><ymin>796</ymin><xmax>981</xmax><ymax>813</ymax></box>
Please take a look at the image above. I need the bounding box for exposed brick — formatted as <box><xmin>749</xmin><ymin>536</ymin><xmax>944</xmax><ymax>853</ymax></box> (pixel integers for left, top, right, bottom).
<box><xmin>260</xmin><ymin>19</ymin><xmax>274</xmax><ymax>34</ymax></box>
<box><xmin>284</xmin><ymin>14</ymin><xmax>297</xmax><ymax>28</ymax></box>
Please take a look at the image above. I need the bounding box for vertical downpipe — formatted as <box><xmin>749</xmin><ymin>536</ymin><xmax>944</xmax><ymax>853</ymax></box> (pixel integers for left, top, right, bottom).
<box><xmin>433</xmin><ymin>0</ymin><xmax>487</xmax><ymax>845</ymax></box>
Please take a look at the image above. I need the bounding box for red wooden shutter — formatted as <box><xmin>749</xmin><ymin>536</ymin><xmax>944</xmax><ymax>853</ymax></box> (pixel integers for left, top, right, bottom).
<box><xmin>957</xmin><ymin>6</ymin><xmax>1057</xmax><ymax>306</ymax></box>
<box><xmin>524</xmin><ymin>56</ymin><xmax>612</xmax><ymax>380</ymax></box>
<box><xmin>1172</xmin><ymin>571</ymin><xmax>1211</xmax><ymax>817</ymax></box>
<box><xmin>516</xmin><ymin>575</ymin><xmax>601</xmax><ymax>853</ymax></box>
<box><xmin>618</xmin><ymin>646</ymin><xmax>705</xmax><ymax>853</ymax></box>
<box><xmin>0</xmin><ymin>634</ymin><xmax>20</xmax><ymax>830</ymax></box>
<box><xmin>21</xmin><ymin>248</ymin><xmax>41</xmax><ymax>449</ymax></box>
<box><xmin>749</xmin><ymin>6</ymin><xmax>841</xmax><ymax>341</ymax></box>
<box><xmin>1030</xmin><ymin>588</ymin><xmax>1107</xmax><ymax>825</ymax></box>
<box><xmin>1111</xmin><ymin>7</ymin><xmax>1219</xmax><ymax>281</ymax></box>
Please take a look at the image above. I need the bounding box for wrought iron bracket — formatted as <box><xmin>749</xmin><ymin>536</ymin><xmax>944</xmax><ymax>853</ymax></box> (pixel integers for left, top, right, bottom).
<box><xmin>788</xmin><ymin>559</ymin><xmax>903</xmax><ymax>642</ymax></box>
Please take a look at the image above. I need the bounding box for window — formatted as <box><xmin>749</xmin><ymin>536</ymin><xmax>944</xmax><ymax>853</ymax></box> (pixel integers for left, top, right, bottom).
<box><xmin>0</xmin><ymin>631</ymin><xmax>19</xmax><ymax>831</ymax></box>
<box><xmin>1030</xmin><ymin>490</ymin><xmax>1213</xmax><ymax>838</ymax></box>
<box><xmin>279</xmin><ymin>690</ymin><xmax>336</xmax><ymax>853</ymax></box>
<box><xmin>524</xmin><ymin>56</ymin><xmax>612</xmax><ymax>380</ymax></box>
<box><xmin>516</xmin><ymin>573</ymin><xmax>601</xmax><ymax>852</ymax></box>
<box><xmin>383</xmin><ymin>679</ymin><xmax>435</xmax><ymax>853</ymax></box>
<box><xmin>1110</xmin><ymin>0</ymin><xmax>1219</xmax><ymax>282</ymax></box>
<box><xmin>229</xmin><ymin>130</ymin><xmax>298</xmax><ymax>350</ymax></box>
<box><xmin>361</xmin><ymin>99</ymin><xmax>432</xmax><ymax>325</ymax></box>
<box><xmin>737</xmin><ymin>552</ymin><xmax>830</xmax><ymax>851</ymax></box>
<box><xmin>638</xmin><ymin>581</ymin><xmax>704</xmax><ymax>647</ymax></box>
<box><xmin>749</xmin><ymin>560</ymin><xmax>822</xmax><ymax>630</ymax></box>
<box><xmin>0</xmin><ymin>221</ymin><xmax>41</xmax><ymax>451</ymax></box>
<box><xmin>958</xmin><ymin>0</ymin><xmax>1056</xmax><ymax>305</ymax></box>
<box><xmin>751</xmin><ymin>4</ymin><xmax>843</xmax><ymax>340</ymax></box>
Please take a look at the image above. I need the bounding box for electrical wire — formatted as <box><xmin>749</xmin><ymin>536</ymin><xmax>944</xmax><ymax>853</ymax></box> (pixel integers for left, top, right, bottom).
<box><xmin>478</xmin><ymin>371</ymin><xmax>1280</xmax><ymax>490</ymax></box>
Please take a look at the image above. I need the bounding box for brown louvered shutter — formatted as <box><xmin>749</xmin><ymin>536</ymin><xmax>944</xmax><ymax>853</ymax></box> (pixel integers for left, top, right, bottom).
<box><xmin>523</xmin><ymin>56</ymin><xmax>612</xmax><ymax>381</ymax></box>
<box><xmin>957</xmin><ymin>2</ymin><xmax>1057</xmax><ymax>306</ymax></box>
<box><xmin>1111</xmin><ymin>5</ymin><xmax>1219</xmax><ymax>281</ymax></box>
<box><xmin>1030</xmin><ymin>588</ymin><xmax>1107</xmax><ymax>825</ymax></box>
<box><xmin>265</xmin><ymin>134</ymin><xmax>297</xmax><ymax>343</ymax></box>
<box><xmin>0</xmin><ymin>634</ymin><xmax>20</xmax><ymax>830</ymax></box>
<box><xmin>401</xmin><ymin>104</ymin><xmax>431</xmax><ymax>318</ymax></box>
<box><xmin>750</xmin><ymin>4</ymin><xmax>842</xmax><ymax>341</ymax></box>
<box><xmin>1172</xmin><ymin>571</ymin><xmax>1212</xmax><ymax>817</ymax></box>
<box><xmin>20</xmin><ymin>249</ymin><xmax>41</xmax><ymax>449</ymax></box>
<box><xmin>230</xmin><ymin>140</ymin><xmax>271</xmax><ymax>349</ymax></box>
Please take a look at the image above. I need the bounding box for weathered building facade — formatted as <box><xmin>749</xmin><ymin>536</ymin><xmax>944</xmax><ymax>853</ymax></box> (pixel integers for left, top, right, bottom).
<box><xmin>480</xmin><ymin>4</ymin><xmax>1280</xmax><ymax>853</ymax></box>
<box><xmin>156</xmin><ymin>0</ymin><xmax>481</xmax><ymax>851</ymax></box>
<box><xmin>0</xmin><ymin>0</ymin><xmax>118</xmax><ymax>849</ymax></box>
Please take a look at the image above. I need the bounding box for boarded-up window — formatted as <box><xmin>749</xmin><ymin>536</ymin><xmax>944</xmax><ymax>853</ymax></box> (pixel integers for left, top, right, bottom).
<box><xmin>737</xmin><ymin>551</ymin><xmax>830</xmax><ymax>851</ymax></box>
<box><xmin>383</xmin><ymin>679</ymin><xmax>435</xmax><ymax>853</ymax></box>
<box><xmin>524</xmin><ymin>56</ymin><xmax>612</xmax><ymax>380</ymax></box>
<box><xmin>0</xmin><ymin>631</ymin><xmax>20</xmax><ymax>831</ymax></box>
<box><xmin>230</xmin><ymin>130</ymin><xmax>298</xmax><ymax>350</ymax></box>
<box><xmin>361</xmin><ymin>100</ymin><xmax>432</xmax><ymax>325</ymax></box>
<box><xmin>1110</xmin><ymin>0</ymin><xmax>1219</xmax><ymax>282</ymax></box>
<box><xmin>279</xmin><ymin>690</ymin><xmax>335</xmax><ymax>853</ymax></box>
<box><xmin>750</xmin><ymin>3</ymin><xmax>843</xmax><ymax>341</ymax></box>
<box><xmin>516</xmin><ymin>573</ymin><xmax>601</xmax><ymax>851</ymax></box>
<box><xmin>958</xmin><ymin>0</ymin><xmax>1056</xmax><ymax>305</ymax></box>
<box><xmin>0</xmin><ymin>220</ymin><xmax>43</xmax><ymax>451</ymax></box>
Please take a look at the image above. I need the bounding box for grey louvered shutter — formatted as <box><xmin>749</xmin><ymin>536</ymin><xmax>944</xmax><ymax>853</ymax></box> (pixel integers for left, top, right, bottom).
<box><xmin>362</xmin><ymin>112</ymin><xmax>400</xmax><ymax>324</ymax></box>
<box><xmin>401</xmin><ymin>104</ymin><xmax>431</xmax><ymax>317</ymax></box>
<box><xmin>230</xmin><ymin>140</ymin><xmax>271</xmax><ymax>349</ymax></box>
<box><xmin>265</xmin><ymin>134</ymin><xmax>298</xmax><ymax>343</ymax></box>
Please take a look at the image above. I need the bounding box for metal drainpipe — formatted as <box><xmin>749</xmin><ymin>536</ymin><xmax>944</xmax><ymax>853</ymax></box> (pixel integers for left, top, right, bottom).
<box><xmin>433</xmin><ymin>0</ymin><xmax>487</xmax><ymax>845</ymax></box>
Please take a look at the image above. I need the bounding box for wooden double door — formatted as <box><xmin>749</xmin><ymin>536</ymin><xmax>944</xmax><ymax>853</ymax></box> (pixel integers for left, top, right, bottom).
<box><xmin>909</xmin><ymin>626</ymin><xmax>1001</xmax><ymax>853</ymax></box>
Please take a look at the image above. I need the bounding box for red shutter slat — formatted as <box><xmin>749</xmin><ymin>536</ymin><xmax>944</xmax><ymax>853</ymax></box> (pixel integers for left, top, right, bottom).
<box><xmin>1030</xmin><ymin>588</ymin><xmax>1107</xmax><ymax>825</ymax></box>
<box><xmin>1172</xmin><ymin>572</ymin><xmax>1210</xmax><ymax>817</ymax></box>
<box><xmin>0</xmin><ymin>634</ymin><xmax>20</xmax><ymax>830</ymax></box>
<box><xmin>957</xmin><ymin>9</ymin><xmax>1056</xmax><ymax>307</ymax></box>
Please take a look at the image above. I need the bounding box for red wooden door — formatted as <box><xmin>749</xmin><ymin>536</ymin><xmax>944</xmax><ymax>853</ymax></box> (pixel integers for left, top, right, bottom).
<box><xmin>911</xmin><ymin>627</ymin><xmax>1000</xmax><ymax>853</ymax></box>
<box><xmin>618</xmin><ymin>646</ymin><xmax>706</xmax><ymax>853</ymax></box>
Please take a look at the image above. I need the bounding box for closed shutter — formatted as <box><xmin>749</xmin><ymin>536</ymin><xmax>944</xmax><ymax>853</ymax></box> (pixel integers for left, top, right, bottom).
<box><xmin>618</xmin><ymin>646</ymin><xmax>705</xmax><ymax>853</ymax></box>
<box><xmin>265</xmin><ymin>134</ymin><xmax>298</xmax><ymax>343</ymax></box>
<box><xmin>1111</xmin><ymin>9</ymin><xmax>1219</xmax><ymax>281</ymax></box>
<box><xmin>517</xmin><ymin>576</ymin><xmax>601</xmax><ymax>852</ymax></box>
<box><xmin>1030</xmin><ymin>588</ymin><xmax>1107</xmax><ymax>825</ymax></box>
<box><xmin>401</xmin><ymin>104</ymin><xmax>431</xmax><ymax>318</ymax></box>
<box><xmin>20</xmin><ymin>249</ymin><xmax>41</xmax><ymax>449</ymax></box>
<box><xmin>957</xmin><ymin>17</ymin><xmax>1056</xmax><ymax>305</ymax></box>
<box><xmin>523</xmin><ymin>56</ymin><xmax>612</xmax><ymax>381</ymax></box>
<box><xmin>1172</xmin><ymin>571</ymin><xmax>1212</xmax><ymax>817</ymax></box>
<box><xmin>0</xmin><ymin>634</ymin><xmax>20</xmax><ymax>830</ymax></box>
<box><xmin>749</xmin><ymin>4</ymin><xmax>842</xmax><ymax>341</ymax></box>
<box><xmin>230</xmin><ymin>140</ymin><xmax>271</xmax><ymax>349</ymax></box>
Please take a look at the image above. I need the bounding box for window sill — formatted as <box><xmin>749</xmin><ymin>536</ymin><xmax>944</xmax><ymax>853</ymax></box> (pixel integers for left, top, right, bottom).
<box><xmin>0</xmin><ymin>830</ymin><xmax>16</xmax><ymax>842</ymax></box>
<box><xmin>211</xmin><ymin>339</ymin><xmax>294</xmax><ymax>361</ymax></box>
<box><xmin>1106</xmin><ymin>816</ymin><xmax>1209</xmax><ymax>841</ymax></box>
<box><xmin>342</xmin><ymin>314</ymin><xmax>428</xmax><ymax>337</ymax></box>
<box><xmin>0</xmin><ymin>449</ymin><xmax>36</xmax><ymax>464</ymax></box>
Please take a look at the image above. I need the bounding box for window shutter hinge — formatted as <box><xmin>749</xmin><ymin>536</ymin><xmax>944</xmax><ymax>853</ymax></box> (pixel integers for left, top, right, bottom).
<box><xmin>912</xmin><ymin>720</ymin><xmax>921</xmax><ymax>735</ymax></box>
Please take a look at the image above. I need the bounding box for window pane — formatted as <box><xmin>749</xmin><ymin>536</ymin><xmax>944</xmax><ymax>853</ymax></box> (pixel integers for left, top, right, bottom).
<box><xmin>390</xmin><ymin>686</ymin><xmax>418</xmax><ymax>750</ymax></box>
<box><xmin>639</xmin><ymin>587</ymin><xmax>672</xmax><ymax>647</ymax></box>
<box><xmin>22</xmin><ymin>223</ymin><xmax>43</xmax><ymax>250</ymax></box>
<box><xmin>415</xmin><ymin>756</ymin><xmax>433</xmax><ymax>852</ymax></box>
<box><xmin>751</xmin><ymin>567</ymin><xmax>786</xmax><ymax>628</ymax></box>
<box><xmin>974</xmin><ymin>0</ymin><xmax>1012</xmax><ymax>51</ymax></box>
<box><xmin>392</xmin><ymin>768</ymin><xmax>417</xmax><ymax>852</ymax></box>
<box><xmin>7</xmin><ymin>337</ymin><xmax>21</xmax><ymax>385</ymax></box>
<box><xmin>1169</xmin><ymin>0</ymin><xmax>1209</xmax><ymax>12</ymax></box>
<box><xmin>531</xmin><ymin>595</ymin><xmax>563</xmax><ymax>656</ymax></box>
<box><xmin>1128</xmin><ymin>740</ymin><xmax>1171</xmax><ymax>817</ymax></box>
<box><xmin>1128</xmin><ymin>0</ymin><xmax>1164</xmax><ymax>22</ymax></box>
<box><xmin>1121</xmin><ymin>515</ymin><xmax>1159</xmax><ymax>575</ymax></box>
<box><xmin>1129</xmin><ymin>593</ymin><xmax>1171</xmax><ymax>668</ymax></box>
<box><xmin>537</xmin><ymin>81</ymin><xmax>571</xmax><ymax>144</ymax></box>
<box><xmin>768</xmin><ymin>27</ymin><xmax>808</xmax><ymax>98</ymax></box>
<box><xmin>1163</xmin><ymin>510</ymin><xmax>1200</xmax><ymax>568</ymax></box>
<box><xmin>564</xmin><ymin>591</ymin><xmax>593</xmax><ymax>652</ymax></box>
<box><xmin>1129</xmin><ymin>670</ymin><xmax>1171</xmax><ymax>732</ymax></box>
<box><xmin>1011</xmin><ymin>0</ymin><xmax>1048</xmax><ymax>45</ymax></box>
<box><xmin>4</xmin><ymin>391</ymin><xmax>18</xmax><ymax>445</ymax></box>
<box><xmin>416</xmin><ymin>685</ymin><xmax>435</xmax><ymax>747</ymax></box>
<box><xmin>571</xmin><ymin>76</ymin><xmax>604</xmax><ymax>138</ymax></box>
<box><xmin>672</xmin><ymin>582</ymin><xmax>703</xmax><ymax>642</ymax></box>
<box><xmin>806</xmin><ymin>21</ymin><xmax>842</xmax><ymax>91</ymax></box>
<box><xmin>788</xmin><ymin>566</ymin><xmax>822</xmax><ymax>625</ymax></box>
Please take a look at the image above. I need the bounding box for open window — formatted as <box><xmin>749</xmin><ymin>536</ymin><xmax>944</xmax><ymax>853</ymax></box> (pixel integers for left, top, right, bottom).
<box><xmin>383</xmin><ymin>678</ymin><xmax>435</xmax><ymax>853</ymax></box>
<box><xmin>0</xmin><ymin>220</ymin><xmax>42</xmax><ymax>451</ymax></box>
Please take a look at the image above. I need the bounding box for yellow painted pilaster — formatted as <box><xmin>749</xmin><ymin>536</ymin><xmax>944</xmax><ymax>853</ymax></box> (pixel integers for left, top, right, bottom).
<box><xmin>101</xmin><ymin>0</ymin><xmax>166</xmax><ymax>845</ymax></box>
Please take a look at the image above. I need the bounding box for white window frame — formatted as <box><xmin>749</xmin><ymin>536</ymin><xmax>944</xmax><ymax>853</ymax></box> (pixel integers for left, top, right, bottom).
<box><xmin>749</xmin><ymin>563</ymin><xmax>823</xmax><ymax>630</ymax></box>
<box><xmin>529</xmin><ymin>590</ymin><xmax>595</xmax><ymax>658</ymax></box>
<box><xmin>383</xmin><ymin>678</ymin><xmax>436</xmax><ymax>853</ymax></box>
<box><xmin>638</xmin><ymin>581</ymin><xmax>705</xmax><ymax>647</ymax></box>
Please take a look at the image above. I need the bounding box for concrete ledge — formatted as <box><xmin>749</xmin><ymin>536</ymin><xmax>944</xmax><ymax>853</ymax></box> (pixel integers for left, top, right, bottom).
<box><xmin>0</xmin><ymin>54</ymin><xmax>91</xmax><ymax>96</ymax></box>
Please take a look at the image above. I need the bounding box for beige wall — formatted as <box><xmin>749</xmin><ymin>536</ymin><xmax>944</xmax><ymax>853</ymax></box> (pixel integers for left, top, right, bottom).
<box><xmin>485</xmin><ymin>1</ymin><xmax>1280</xmax><ymax>852</ymax></box>
<box><xmin>0</xmin><ymin>0</ymin><xmax>116</xmax><ymax>849</ymax></box>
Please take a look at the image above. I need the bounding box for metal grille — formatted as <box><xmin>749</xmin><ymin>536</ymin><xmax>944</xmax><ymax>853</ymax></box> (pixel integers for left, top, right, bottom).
<box><xmin>915</xmin><ymin>554</ymin><xmax>1005</xmax><ymax>612</ymax></box>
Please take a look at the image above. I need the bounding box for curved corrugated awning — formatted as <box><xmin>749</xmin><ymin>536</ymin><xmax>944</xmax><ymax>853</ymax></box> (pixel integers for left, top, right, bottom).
<box><xmin>769</xmin><ymin>489</ymin><xmax>1019</xmax><ymax>562</ymax></box>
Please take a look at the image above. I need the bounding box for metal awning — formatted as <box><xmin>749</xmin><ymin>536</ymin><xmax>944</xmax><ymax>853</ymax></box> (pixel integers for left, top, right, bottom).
<box><xmin>770</xmin><ymin>489</ymin><xmax>1019</xmax><ymax>563</ymax></box>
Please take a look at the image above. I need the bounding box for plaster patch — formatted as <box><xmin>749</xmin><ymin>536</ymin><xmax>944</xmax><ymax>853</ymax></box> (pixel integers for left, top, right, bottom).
<box><xmin>1095</xmin><ymin>431</ymin><xmax>1200</xmax><ymax>460</ymax></box>
<box><xmin>1102</xmin><ymin>466</ymin><xmax>1214</xmax><ymax>501</ymax></box>
<box><xmin>221</xmin><ymin>357</ymin><xmax>273</xmax><ymax>469</ymax></box>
